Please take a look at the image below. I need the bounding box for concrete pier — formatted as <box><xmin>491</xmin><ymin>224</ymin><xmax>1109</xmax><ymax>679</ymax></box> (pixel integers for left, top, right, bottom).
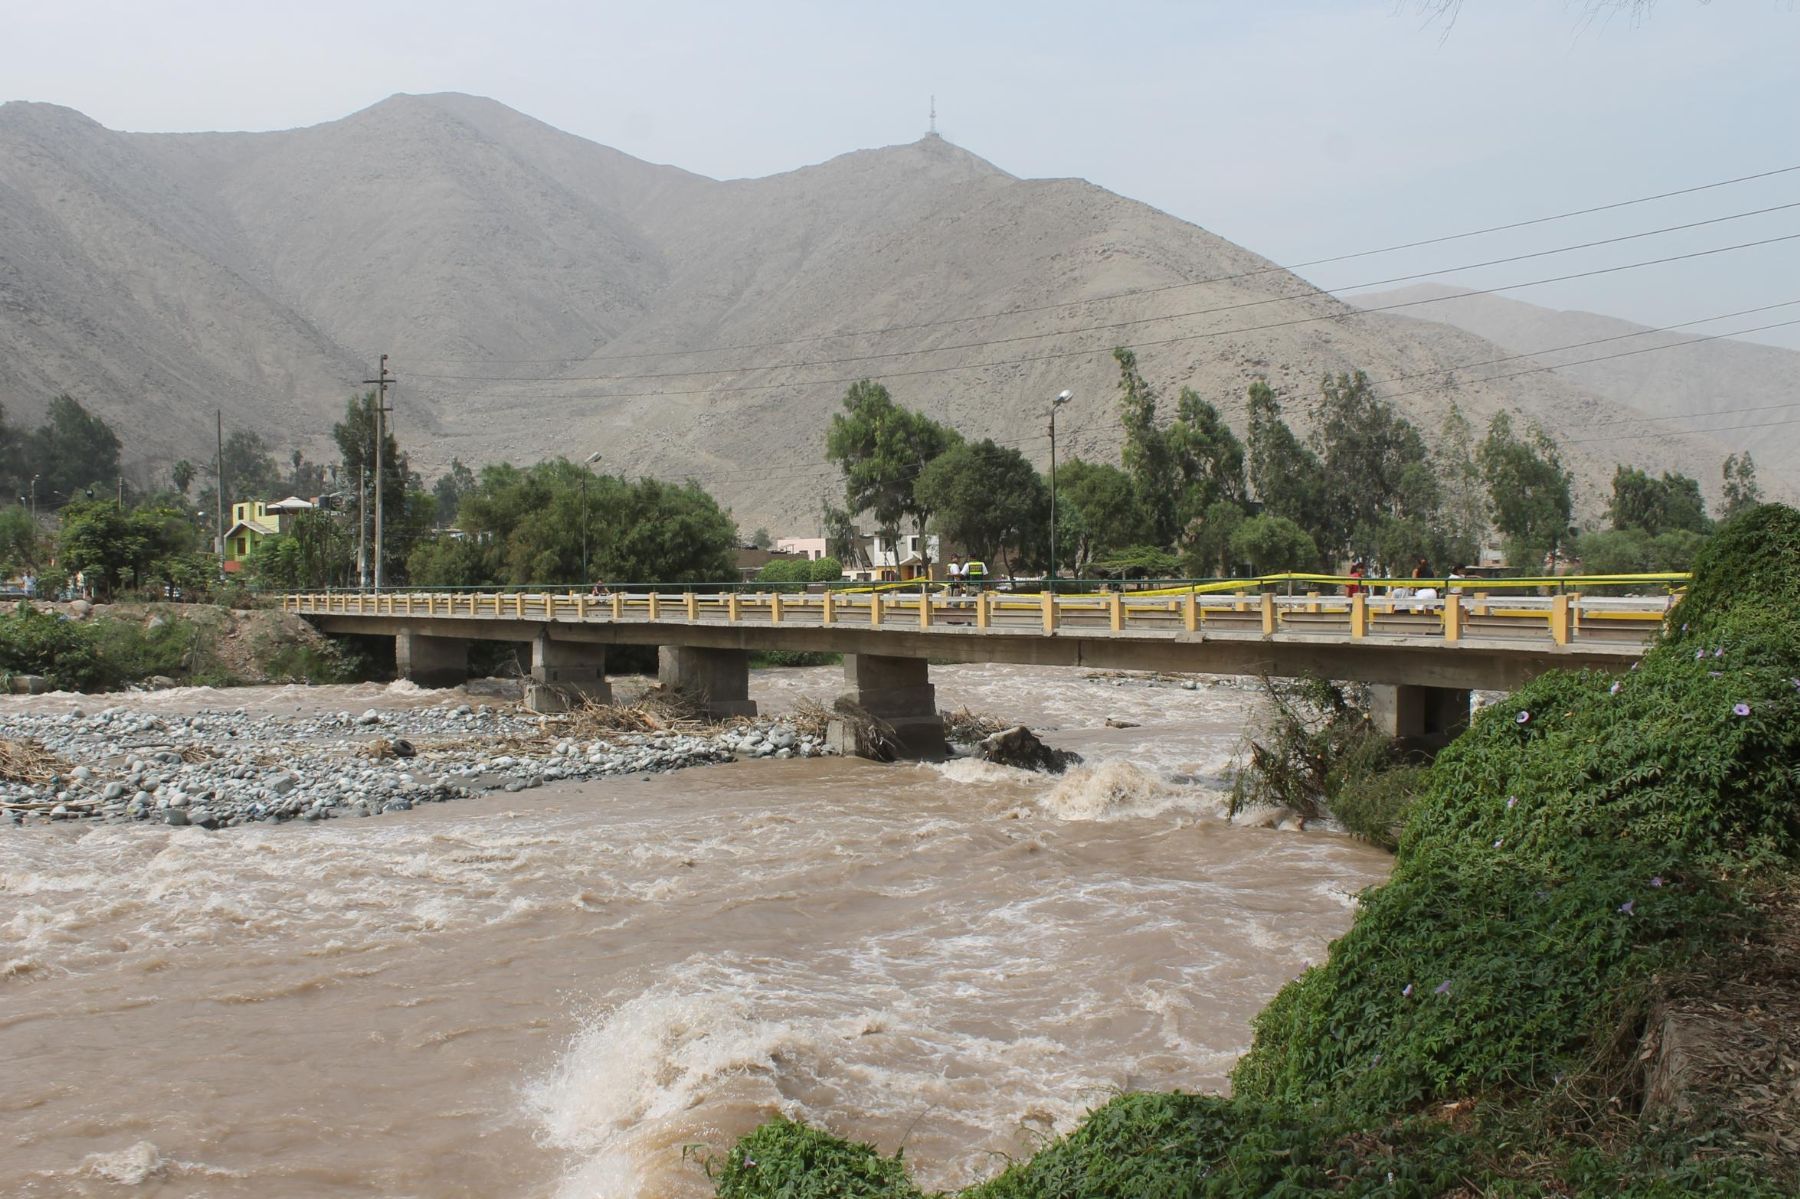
<box><xmin>837</xmin><ymin>653</ymin><xmax>946</xmax><ymax>761</ymax></box>
<box><xmin>524</xmin><ymin>634</ymin><xmax>612</xmax><ymax>713</ymax></box>
<box><xmin>395</xmin><ymin>633</ymin><xmax>470</xmax><ymax>689</ymax></box>
<box><xmin>657</xmin><ymin>646</ymin><xmax>757</xmax><ymax>719</ymax></box>
<box><xmin>1369</xmin><ymin>684</ymin><xmax>1470</xmax><ymax>746</ymax></box>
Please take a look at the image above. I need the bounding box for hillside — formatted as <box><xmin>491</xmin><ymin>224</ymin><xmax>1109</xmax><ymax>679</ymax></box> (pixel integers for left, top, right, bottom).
<box><xmin>0</xmin><ymin>92</ymin><xmax>1771</xmax><ymax>530</ymax></box>
<box><xmin>1350</xmin><ymin>283</ymin><xmax>1800</xmax><ymax>493</ymax></box>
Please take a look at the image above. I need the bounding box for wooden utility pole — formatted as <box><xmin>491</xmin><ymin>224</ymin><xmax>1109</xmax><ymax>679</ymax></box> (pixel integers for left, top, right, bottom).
<box><xmin>357</xmin><ymin>463</ymin><xmax>368</xmax><ymax>590</ymax></box>
<box><xmin>362</xmin><ymin>355</ymin><xmax>393</xmax><ymax>591</ymax></box>
<box><xmin>215</xmin><ymin>410</ymin><xmax>226</xmax><ymax>564</ymax></box>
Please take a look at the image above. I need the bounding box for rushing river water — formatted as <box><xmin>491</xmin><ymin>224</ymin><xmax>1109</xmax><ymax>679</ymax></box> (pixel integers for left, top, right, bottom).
<box><xmin>0</xmin><ymin>664</ymin><xmax>1391</xmax><ymax>1198</ymax></box>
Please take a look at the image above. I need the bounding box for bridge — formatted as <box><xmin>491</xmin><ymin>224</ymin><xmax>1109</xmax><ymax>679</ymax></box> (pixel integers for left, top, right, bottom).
<box><xmin>284</xmin><ymin>580</ymin><xmax>1672</xmax><ymax>759</ymax></box>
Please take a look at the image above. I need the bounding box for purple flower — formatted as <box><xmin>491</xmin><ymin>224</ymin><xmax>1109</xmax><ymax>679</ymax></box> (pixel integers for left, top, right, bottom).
<box><xmin>1506</xmin><ymin>795</ymin><xmax>1518</xmax><ymax>809</ymax></box>
<box><xmin>1681</xmin><ymin>622</ymin><xmax>1689</xmax><ymax>632</ymax></box>
<box><xmin>1434</xmin><ymin>980</ymin><xmax>1452</xmax><ymax>996</ymax></box>
<box><xmin>1609</xmin><ymin>681</ymin><xmax>1621</xmax><ymax>694</ymax></box>
<box><xmin>1402</xmin><ymin>983</ymin><xmax>1414</xmax><ymax>997</ymax></box>
<box><xmin>1695</xmin><ymin>649</ymin><xmax>1706</xmax><ymax>660</ymax></box>
<box><xmin>1707</xmin><ymin>671</ymin><xmax>1723</xmax><ymax>678</ymax></box>
<box><xmin>1630</xmin><ymin>662</ymin><xmax>1639</xmax><ymax>672</ymax></box>
<box><xmin>1515</xmin><ymin>710</ymin><xmax>1531</xmax><ymax>725</ymax></box>
<box><xmin>1714</xmin><ymin>647</ymin><xmax>1724</xmax><ymax>658</ymax></box>
<box><xmin>1791</xmin><ymin>678</ymin><xmax>1800</xmax><ymax>691</ymax></box>
<box><xmin>1734</xmin><ymin>703</ymin><xmax>1752</xmax><ymax>717</ymax></box>
<box><xmin>1649</xmin><ymin>876</ymin><xmax>1665</xmax><ymax>888</ymax></box>
<box><xmin>1619</xmin><ymin>900</ymin><xmax>1635</xmax><ymax>916</ymax></box>
<box><xmin>1493</xmin><ymin>838</ymin><xmax>1504</xmax><ymax>849</ymax></box>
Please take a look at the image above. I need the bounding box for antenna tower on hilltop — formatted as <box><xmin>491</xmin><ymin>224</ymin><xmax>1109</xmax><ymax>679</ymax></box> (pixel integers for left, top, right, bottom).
<box><xmin>928</xmin><ymin>95</ymin><xmax>937</xmax><ymax>137</ymax></box>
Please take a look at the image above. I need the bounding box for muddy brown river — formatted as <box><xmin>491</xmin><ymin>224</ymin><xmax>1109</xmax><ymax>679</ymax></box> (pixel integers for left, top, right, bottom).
<box><xmin>0</xmin><ymin>664</ymin><xmax>1390</xmax><ymax>1197</ymax></box>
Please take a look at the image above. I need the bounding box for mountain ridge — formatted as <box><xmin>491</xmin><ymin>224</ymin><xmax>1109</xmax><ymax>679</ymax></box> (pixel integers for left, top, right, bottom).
<box><xmin>0</xmin><ymin>92</ymin><xmax>1780</xmax><ymax>529</ymax></box>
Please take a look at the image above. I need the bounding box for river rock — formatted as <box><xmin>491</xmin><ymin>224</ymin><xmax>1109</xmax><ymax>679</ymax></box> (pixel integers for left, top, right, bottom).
<box><xmin>973</xmin><ymin>726</ymin><xmax>1082</xmax><ymax>774</ymax></box>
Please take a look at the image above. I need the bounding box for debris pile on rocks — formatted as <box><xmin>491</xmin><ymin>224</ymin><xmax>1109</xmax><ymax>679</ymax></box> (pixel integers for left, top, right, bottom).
<box><xmin>972</xmin><ymin>725</ymin><xmax>1082</xmax><ymax>774</ymax></box>
<box><xmin>1</xmin><ymin>700</ymin><xmax>832</xmax><ymax>830</ymax></box>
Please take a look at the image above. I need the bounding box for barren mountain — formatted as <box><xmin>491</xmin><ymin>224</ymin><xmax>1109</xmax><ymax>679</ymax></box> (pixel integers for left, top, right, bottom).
<box><xmin>0</xmin><ymin>92</ymin><xmax>1775</xmax><ymax>530</ymax></box>
<box><xmin>1350</xmin><ymin>283</ymin><xmax>1800</xmax><ymax>491</ymax></box>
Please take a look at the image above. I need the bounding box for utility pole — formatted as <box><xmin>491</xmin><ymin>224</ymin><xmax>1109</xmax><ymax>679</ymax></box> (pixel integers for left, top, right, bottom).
<box><xmin>362</xmin><ymin>355</ymin><xmax>393</xmax><ymax>591</ymax></box>
<box><xmin>357</xmin><ymin>464</ymin><xmax>367</xmax><ymax>589</ymax></box>
<box><xmin>215</xmin><ymin>410</ymin><xmax>226</xmax><ymax>564</ymax></box>
<box><xmin>1048</xmin><ymin>389</ymin><xmax>1072</xmax><ymax>592</ymax></box>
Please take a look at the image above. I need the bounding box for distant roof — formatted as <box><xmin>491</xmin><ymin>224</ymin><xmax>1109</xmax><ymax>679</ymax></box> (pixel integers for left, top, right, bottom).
<box><xmin>266</xmin><ymin>496</ymin><xmax>315</xmax><ymax>511</ymax></box>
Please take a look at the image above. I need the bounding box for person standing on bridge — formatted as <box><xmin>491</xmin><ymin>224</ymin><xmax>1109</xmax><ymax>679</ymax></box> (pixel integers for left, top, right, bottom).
<box><xmin>1346</xmin><ymin>559</ymin><xmax>1365</xmax><ymax>598</ymax></box>
<box><xmin>947</xmin><ymin>555</ymin><xmax>965</xmax><ymax>596</ymax></box>
<box><xmin>964</xmin><ymin>558</ymin><xmax>988</xmax><ymax>591</ymax></box>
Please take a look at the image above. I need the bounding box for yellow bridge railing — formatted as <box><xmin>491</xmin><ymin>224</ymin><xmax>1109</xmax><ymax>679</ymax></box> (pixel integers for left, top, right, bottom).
<box><xmin>284</xmin><ymin>582</ymin><xmax>1674</xmax><ymax>651</ymax></box>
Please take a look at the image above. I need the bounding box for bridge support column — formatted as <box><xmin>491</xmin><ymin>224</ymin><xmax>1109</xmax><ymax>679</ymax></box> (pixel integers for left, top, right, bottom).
<box><xmin>1368</xmin><ymin>684</ymin><xmax>1470</xmax><ymax>746</ymax></box>
<box><xmin>657</xmin><ymin>646</ymin><xmax>757</xmax><ymax>719</ymax></box>
<box><xmin>525</xmin><ymin>634</ymin><xmax>611</xmax><ymax>713</ymax></box>
<box><xmin>396</xmin><ymin>633</ymin><xmax>470</xmax><ymax>688</ymax></box>
<box><xmin>835</xmin><ymin>654</ymin><xmax>946</xmax><ymax>762</ymax></box>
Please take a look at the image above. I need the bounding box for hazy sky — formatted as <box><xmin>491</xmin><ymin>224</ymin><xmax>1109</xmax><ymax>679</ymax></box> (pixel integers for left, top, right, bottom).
<box><xmin>7</xmin><ymin>0</ymin><xmax>1799</xmax><ymax>348</ymax></box>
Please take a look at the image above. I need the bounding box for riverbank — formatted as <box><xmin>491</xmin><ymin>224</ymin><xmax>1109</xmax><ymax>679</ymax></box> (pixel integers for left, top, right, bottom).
<box><xmin>1</xmin><ymin>599</ymin><xmax>361</xmax><ymax>692</ymax></box>
<box><xmin>713</xmin><ymin>506</ymin><xmax>1800</xmax><ymax>1195</ymax></box>
<box><xmin>1</xmin><ymin>679</ymin><xmax>833</xmax><ymax>829</ymax></box>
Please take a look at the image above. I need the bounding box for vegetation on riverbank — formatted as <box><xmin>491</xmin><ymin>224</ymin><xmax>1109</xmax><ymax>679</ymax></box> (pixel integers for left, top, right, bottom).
<box><xmin>706</xmin><ymin>504</ymin><xmax>1800</xmax><ymax>1196</ymax></box>
<box><xmin>0</xmin><ymin>601</ymin><xmax>366</xmax><ymax>691</ymax></box>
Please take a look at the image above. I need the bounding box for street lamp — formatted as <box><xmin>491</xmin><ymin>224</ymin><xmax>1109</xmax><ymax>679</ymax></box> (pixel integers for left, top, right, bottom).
<box><xmin>1048</xmin><ymin>389</ymin><xmax>1072</xmax><ymax>593</ymax></box>
<box><xmin>581</xmin><ymin>451</ymin><xmax>603</xmax><ymax>582</ymax></box>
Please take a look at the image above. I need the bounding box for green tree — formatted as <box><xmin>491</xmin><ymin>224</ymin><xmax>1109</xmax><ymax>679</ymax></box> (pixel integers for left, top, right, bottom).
<box><xmin>455</xmin><ymin>459</ymin><xmax>736</xmax><ymax>585</ymax></box>
<box><xmin>0</xmin><ymin>506</ymin><xmax>46</xmax><ymax>573</ymax></box>
<box><xmin>30</xmin><ymin>394</ymin><xmax>121</xmax><ymax>500</ymax></box>
<box><xmin>750</xmin><ymin>527</ymin><xmax>773</xmax><ymax>550</ymax></box>
<box><xmin>821</xmin><ymin>503</ymin><xmax>863</xmax><ymax>567</ymax></box>
<box><xmin>1181</xmin><ymin>499</ymin><xmax>1248</xmax><ymax>577</ymax></box>
<box><xmin>1719</xmin><ymin>452</ymin><xmax>1762</xmax><ymax>521</ymax></box>
<box><xmin>215</xmin><ymin>430</ymin><xmax>282</xmax><ymax>502</ymax></box>
<box><xmin>1312</xmin><ymin>371</ymin><xmax>1435</xmax><ymax>560</ymax></box>
<box><xmin>914</xmin><ymin>439</ymin><xmax>1049</xmax><ymax>571</ymax></box>
<box><xmin>1112</xmin><ymin>348</ymin><xmax>1181</xmax><ymax>544</ymax></box>
<box><xmin>1433</xmin><ymin>405</ymin><xmax>1488</xmax><ymax>568</ymax></box>
<box><xmin>171</xmin><ymin>459</ymin><xmax>196</xmax><ymax>495</ymax></box>
<box><xmin>1478</xmin><ymin>412</ymin><xmax>1573</xmax><ymax>572</ymax></box>
<box><xmin>1608</xmin><ymin>466</ymin><xmax>1709</xmax><ymax>536</ymax></box>
<box><xmin>1055</xmin><ymin>459</ymin><xmax>1149</xmax><ymax>576</ymax></box>
<box><xmin>1230</xmin><ymin>514</ymin><xmax>1319</xmax><ymax>575</ymax></box>
<box><xmin>432</xmin><ymin>458</ymin><xmax>478</xmax><ymax>527</ymax></box>
<box><xmin>825</xmin><ymin>380</ymin><xmax>959</xmax><ymax>569</ymax></box>
<box><xmin>57</xmin><ymin>500</ymin><xmax>145</xmax><ymax>597</ymax></box>
<box><xmin>1246</xmin><ymin>381</ymin><xmax>1328</xmax><ymax>546</ymax></box>
<box><xmin>1167</xmin><ymin>387</ymin><xmax>1247</xmax><ymax>522</ymax></box>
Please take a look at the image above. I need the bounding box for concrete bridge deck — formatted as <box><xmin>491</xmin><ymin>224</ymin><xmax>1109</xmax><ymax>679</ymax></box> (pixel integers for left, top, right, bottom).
<box><xmin>285</xmin><ymin>587</ymin><xmax>1668</xmax><ymax>757</ymax></box>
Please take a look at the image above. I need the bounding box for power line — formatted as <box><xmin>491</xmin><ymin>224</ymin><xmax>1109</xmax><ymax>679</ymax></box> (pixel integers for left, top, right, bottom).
<box><xmin>428</xmin><ymin>231</ymin><xmax>1800</xmax><ymax>405</ymax></box>
<box><xmin>376</xmin><ymin>160</ymin><xmax>1800</xmax><ymax>369</ymax></box>
<box><xmin>406</xmin><ymin>209</ymin><xmax>1800</xmax><ymax>386</ymax></box>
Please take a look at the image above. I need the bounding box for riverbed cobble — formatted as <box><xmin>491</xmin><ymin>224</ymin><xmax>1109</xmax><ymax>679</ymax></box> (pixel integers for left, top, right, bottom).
<box><xmin>2</xmin><ymin>701</ymin><xmax>829</xmax><ymax>830</ymax></box>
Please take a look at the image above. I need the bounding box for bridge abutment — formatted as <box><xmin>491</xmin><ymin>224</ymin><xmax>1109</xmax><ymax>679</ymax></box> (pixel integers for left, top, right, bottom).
<box><xmin>1369</xmin><ymin>684</ymin><xmax>1470</xmax><ymax>746</ymax></box>
<box><xmin>836</xmin><ymin>653</ymin><xmax>946</xmax><ymax>762</ymax></box>
<box><xmin>525</xmin><ymin>634</ymin><xmax>612</xmax><ymax>713</ymax></box>
<box><xmin>396</xmin><ymin>633</ymin><xmax>470</xmax><ymax>688</ymax></box>
<box><xmin>657</xmin><ymin>646</ymin><xmax>757</xmax><ymax>719</ymax></box>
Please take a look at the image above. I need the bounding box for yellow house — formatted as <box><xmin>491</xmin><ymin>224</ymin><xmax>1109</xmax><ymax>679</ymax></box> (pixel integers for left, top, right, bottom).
<box><xmin>222</xmin><ymin>497</ymin><xmax>313</xmax><ymax>572</ymax></box>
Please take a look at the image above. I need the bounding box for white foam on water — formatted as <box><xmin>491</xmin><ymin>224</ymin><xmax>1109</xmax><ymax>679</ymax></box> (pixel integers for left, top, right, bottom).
<box><xmin>1035</xmin><ymin>761</ymin><xmax>1229</xmax><ymax>823</ymax></box>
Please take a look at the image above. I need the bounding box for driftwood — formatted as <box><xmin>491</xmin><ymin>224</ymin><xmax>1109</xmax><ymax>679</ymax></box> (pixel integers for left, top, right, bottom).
<box><xmin>0</xmin><ymin>738</ymin><xmax>70</xmax><ymax>785</ymax></box>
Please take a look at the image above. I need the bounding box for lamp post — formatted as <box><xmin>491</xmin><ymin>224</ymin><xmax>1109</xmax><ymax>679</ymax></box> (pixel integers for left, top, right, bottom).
<box><xmin>1048</xmin><ymin>389</ymin><xmax>1072</xmax><ymax>593</ymax></box>
<box><xmin>580</xmin><ymin>451</ymin><xmax>603</xmax><ymax>581</ymax></box>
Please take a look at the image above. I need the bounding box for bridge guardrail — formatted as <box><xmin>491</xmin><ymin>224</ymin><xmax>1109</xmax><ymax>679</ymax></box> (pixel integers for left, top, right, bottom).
<box><xmin>284</xmin><ymin>582</ymin><xmax>1672</xmax><ymax>650</ymax></box>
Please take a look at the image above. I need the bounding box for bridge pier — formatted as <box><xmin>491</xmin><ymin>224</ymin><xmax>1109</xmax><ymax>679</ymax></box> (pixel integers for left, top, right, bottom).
<box><xmin>836</xmin><ymin>654</ymin><xmax>946</xmax><ymax>762</ymax></box>
<box><xmin>525</xmin><ymin>634</ymin><xmax>612</xmax><ymax>713</ymax></box>
<box><xmin>1369</xmin><ymin>684</ymin><xmax>1470</xmax><ymax>746</ymax></box>
<box><xmin>657</xmin><ymin>646</ymin><xmax>757</xmax><ymax>719</ymax></box>
<box><xmin>395</xmin><ymin>632</ymin><xmax>470</xmax><ymax>688</ymax></box>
